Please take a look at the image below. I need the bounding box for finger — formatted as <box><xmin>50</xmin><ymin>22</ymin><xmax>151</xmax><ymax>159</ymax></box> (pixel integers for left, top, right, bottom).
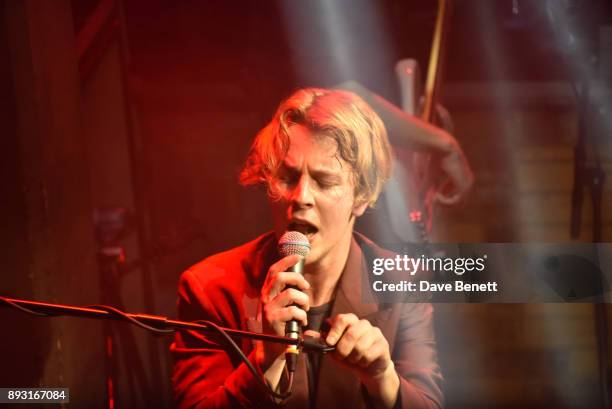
<box><xmin>303</xmin><ymin>330</ymin><xmax>321</xmax><ymax>339</ymax></box>
<box><xmin>440</xmin><ymin>149</ymin><xmax>473</xmax><ymax>188</ymax></box>
<box><xmin>334</xmin><ymin>319</ymin><xmax>371</xmax><ymax>359</ymax></box>
<box><xmin>281</xmin><ymin>305</ymin><xmax>308</xmax><ymax>327</ymax></box>
<box><xmin>433</xmin><ymin>176</ymin><xmax>465</xmax><ymax>205</ymax></box>
<box><xmin>269</xmin><ymin>254</ymin><xmax>303</xmax><ymax>275</ymax></box>
<box><xmin>274</xmin><ymin>272</ymin><xmax>311</xmax><ymax>292</ymax></box>
<box><xmin>347</xmin><ymin>330</ymin><xmax>377</xmax><ymax>364</ymax></box>
<box><xmin>273</xmin><ymin>287</ymin><xmax>310</xmax><ymax>311</ymax></box>
<box><xmin>325</xmin><ymin>313</ymin><xmax>359</xmax><ymax>346</ymax></box>
<box><xmin>435</xmin><ymin>191</ymin><xmax>461</xmax><ymax>205</ymax></box>
<box><xmin>354</xmin><ymin>328</ymin><xmax>385</xmax><ymax>366</ymax></box>
<box><xmin>357</xmin><ymin>339</ymin><xmax>389</xmax><ymax>370</ymax></box>
<box><xmin>263</xmin><ymin>268</ymin><xmax>309</xmax><ymax>302</ymax></box>
<box><xmin>264</xmin><ymin>304</ymin><xmax>308</xmax><ymax>327</ymax></box>
<box><xmin>264</xmin><ymin>255</ymin><xmax>303</xmax><ymax>298</ymax></box>
<box><xmin>263</xmin><ymin>272</ymin><xmax>309</xmax><ymax>303</ymax></box>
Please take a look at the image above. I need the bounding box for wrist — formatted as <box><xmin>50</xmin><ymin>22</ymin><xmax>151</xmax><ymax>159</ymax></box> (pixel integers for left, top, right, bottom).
<box><xmin>257</xmin><ymin>341</ymin><xmax>283</xmax><ymax>371</ymax></box>
<box><xmin>437</xmin><ymin>129</ymin><xmax>459</xmax><ymax>155</ymax></box>
<box><xmin>361</xmin><ymin>361</ymin><xmax>400</xmax><ymax>407</ymax></box>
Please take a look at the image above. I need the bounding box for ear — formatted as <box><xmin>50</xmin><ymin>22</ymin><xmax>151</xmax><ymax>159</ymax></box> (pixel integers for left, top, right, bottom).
<box><xmin>352</xmin><ymin>200</ymin><xmax>369</xmax><ymax>218</ymax></box>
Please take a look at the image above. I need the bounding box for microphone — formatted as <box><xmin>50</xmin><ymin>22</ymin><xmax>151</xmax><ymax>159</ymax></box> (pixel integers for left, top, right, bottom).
<box><xmin>278</xmin><ymin>231</ymin><xmax>311</xmax><ymax>373</ymax></box>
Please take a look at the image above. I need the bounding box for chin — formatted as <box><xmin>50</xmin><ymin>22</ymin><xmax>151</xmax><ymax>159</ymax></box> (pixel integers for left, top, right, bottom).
<box><xmin>303</xmin><ymin>245</ymin><xmax>321</xmax><ymax>264</ymax></box>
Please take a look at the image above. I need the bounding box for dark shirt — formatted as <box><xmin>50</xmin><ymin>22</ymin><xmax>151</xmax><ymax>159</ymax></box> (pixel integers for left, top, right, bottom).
<box><xmin>304</xmin><ymin>302</ymin><xmax>333</xmax><ymax>406</ymax></box>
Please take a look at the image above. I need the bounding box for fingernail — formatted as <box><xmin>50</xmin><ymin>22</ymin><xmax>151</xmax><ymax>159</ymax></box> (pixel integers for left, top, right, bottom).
<box><xmin>326</xmin><ymin>335</ymin><xmax>336</xmax><ymax>345</ymax></box>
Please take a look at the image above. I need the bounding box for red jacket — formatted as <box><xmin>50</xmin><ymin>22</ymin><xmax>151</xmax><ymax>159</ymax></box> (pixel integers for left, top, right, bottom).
<box><xmin>171</xmin><ymin>232</ymin><xmax>443</xmax><ymax>408</ymax></box>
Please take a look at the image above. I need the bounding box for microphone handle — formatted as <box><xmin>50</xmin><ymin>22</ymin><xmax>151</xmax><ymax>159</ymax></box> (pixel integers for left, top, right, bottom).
<box><xmin>287</xmin><ymin>258</ymin><xmax>304</xmax><ymax>274</ymax></box>
<box><xmin>284</xmin><ymin>257</ymin><xmax>305</xmax><ymax>372</ymax></box>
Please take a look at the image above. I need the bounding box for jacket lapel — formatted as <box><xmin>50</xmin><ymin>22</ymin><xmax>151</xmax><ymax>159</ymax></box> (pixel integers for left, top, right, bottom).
<box><xmin>315</xmin><ymin>237</ymin><xmax>393</xmax><ymax>409</ymax></box>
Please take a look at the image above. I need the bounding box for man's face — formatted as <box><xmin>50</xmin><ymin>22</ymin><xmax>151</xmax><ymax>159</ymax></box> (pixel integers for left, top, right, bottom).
<box><xmin>269</xmin><ymin>124</ymin><xmax>368</xmax><ymax>267</ymax></box>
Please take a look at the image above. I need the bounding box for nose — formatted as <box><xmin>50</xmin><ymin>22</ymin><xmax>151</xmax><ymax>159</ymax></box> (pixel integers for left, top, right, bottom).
<box><xmin>290</xmin><ymin>175</ymin><xmax>314</xmax><ymax>208</ymax></box>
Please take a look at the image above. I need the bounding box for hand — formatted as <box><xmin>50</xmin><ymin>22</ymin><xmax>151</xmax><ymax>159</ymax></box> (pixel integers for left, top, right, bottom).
<box><xmin>258</xmin><ymin>254</ymin><xmax>311</xmax><ymax>369</ymax></box>
<box><xmin>431</xmin><ymin>136</ymin><xmax>474</xmax><ymax>206</ymax></box>
<box><xmin>323</xmin><ymin>313</ymin><xmax>392</xmax><ymax>380</ymax></box>
<box><xmin>319</xmin><ymin>313</ymin><xmax>400</xmax><ymax>408</ymax></box>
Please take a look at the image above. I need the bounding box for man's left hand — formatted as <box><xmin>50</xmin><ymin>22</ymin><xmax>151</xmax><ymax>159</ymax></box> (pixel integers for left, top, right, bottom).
<box><xmin>314</xmin><ymin>313</ymin><xmax>400</xmax><ymax>408</ymax></box>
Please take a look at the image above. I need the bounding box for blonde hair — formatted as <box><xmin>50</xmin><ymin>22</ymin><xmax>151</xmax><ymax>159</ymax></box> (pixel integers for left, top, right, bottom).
<box><xmin>240</xmin><ymin>88</ymin><xmax>392</xmax><ymax>207</ymax></box>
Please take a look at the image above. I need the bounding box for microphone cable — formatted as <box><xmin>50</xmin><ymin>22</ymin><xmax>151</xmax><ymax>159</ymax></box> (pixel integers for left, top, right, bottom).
<box><xmin>0</xmin><ymin>296</ymin><xmax>294</xmax><ymax>400</ymax></box>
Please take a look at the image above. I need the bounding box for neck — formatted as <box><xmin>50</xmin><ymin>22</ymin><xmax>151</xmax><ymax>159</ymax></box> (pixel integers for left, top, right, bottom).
<box><xmin>303</xmin><ymin>228</ymin><xmax>354</xmax><ymax>307</ymax></box>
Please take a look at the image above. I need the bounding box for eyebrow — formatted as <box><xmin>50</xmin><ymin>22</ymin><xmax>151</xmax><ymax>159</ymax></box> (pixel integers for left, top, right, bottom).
<box><xmin>279</xmin><ymin>161</ymin><xmax>343</xmax><ymax>179</ymax></box>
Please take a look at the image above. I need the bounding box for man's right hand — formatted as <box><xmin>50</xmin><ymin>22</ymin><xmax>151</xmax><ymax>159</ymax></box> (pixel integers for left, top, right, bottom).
<box><xmin>259</xmin><ymin>254</ymin><xmax>311</xmax><ymax>370</ymax></box>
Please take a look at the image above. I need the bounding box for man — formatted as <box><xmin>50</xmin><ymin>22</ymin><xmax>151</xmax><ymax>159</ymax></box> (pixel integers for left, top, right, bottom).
<box><xmin>172</xmin><ymin>87</ymin><xmax>462</xmax><ymax>408</ymax></box>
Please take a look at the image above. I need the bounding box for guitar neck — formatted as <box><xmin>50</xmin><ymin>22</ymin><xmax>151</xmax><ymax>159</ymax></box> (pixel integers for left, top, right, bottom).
<box><xmin>421</xmin><ymin>0</ymin><xmax>452</xmax><ymax>123</ymax></box>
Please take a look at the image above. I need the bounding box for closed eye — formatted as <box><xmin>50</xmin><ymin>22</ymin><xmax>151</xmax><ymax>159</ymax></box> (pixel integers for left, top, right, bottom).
<box><xmin>317</xmin><ymin>178</ymin><xmax>340</xmax><ymax>189</ymax></box>
<box><xmin>276</xmin><ymin>167</ymin><xmax>299</xmax><ymax>185</ymax></box>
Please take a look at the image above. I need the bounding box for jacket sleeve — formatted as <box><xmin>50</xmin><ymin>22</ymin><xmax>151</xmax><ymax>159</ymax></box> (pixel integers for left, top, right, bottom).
<box><xmin>171</xmin><ymin>268</ymin><xmax>275</xmax><ymax>409</ymax></box>
<box><xmin>393</xmin><ymin>302</ymin><xmax>444</xmax><ymax>409</ymax></box>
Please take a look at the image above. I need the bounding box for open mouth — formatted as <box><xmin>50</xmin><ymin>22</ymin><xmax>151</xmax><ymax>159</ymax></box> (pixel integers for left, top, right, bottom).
<box><xmin>288</xmin><ymin>221</ymin><xmax>318</xmax><ymax>239</ymax></box>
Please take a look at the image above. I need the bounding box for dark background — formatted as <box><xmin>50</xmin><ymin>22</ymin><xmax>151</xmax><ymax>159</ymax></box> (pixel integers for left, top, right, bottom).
<box><xmin>2</xmin><ymin>0</ymin><xmax>612</xmax><ymax>408</ymax></box>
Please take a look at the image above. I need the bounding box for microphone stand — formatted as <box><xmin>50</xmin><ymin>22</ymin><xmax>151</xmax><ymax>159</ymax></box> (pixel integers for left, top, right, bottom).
<box><xmin>1</xmin><ymin>295</ymin><xmax>335</xmax><ymax>402</ymax></box>
<box><xmin>0</xmin><ymin>296</ymin><xmax>330</xmax><ymax>352</ymax></box>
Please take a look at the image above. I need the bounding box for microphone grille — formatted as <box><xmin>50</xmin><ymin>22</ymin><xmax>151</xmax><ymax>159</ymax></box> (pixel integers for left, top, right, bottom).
<box><xmin>278</xmin><ymin>231</ymin><xmax>311</xmax><ymax>258</ymax></box>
